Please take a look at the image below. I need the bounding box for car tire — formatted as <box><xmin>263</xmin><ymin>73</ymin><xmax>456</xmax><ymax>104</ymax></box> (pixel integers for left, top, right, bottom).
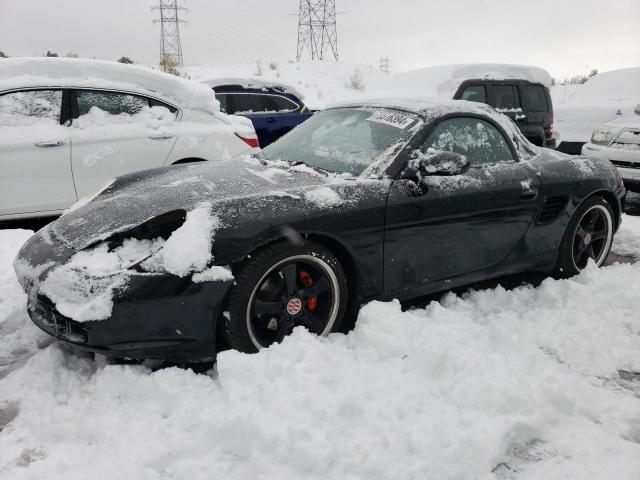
<box><xmin>553</xmin><ymin>195</ymin><xmax>614</xmax><ymax>278</ymax></box>
<box><xmin>222</xmin><ymin>241</ymin><xmax>348</xmax><ymax>353</ymax></box>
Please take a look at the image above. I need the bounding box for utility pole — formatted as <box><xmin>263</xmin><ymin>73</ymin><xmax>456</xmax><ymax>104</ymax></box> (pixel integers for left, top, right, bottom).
<box><xmin>296</xmin><ymin>0</ymin><xmax>338</xmax><ymax>61</ymax></box>
<box><xmin>152</xmin><ymin>0</ymin><xmax>186</xmax><ymax>68</ymax></box>
<box><xmin>379</xmin><ymin>56</ymin><xmax>389</xmax><ymax>73</ymax></box>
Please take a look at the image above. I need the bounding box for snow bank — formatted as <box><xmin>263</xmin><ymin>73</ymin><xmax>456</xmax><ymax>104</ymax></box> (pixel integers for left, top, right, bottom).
<box><xmin>1</xmin><ymin>218</ymin><xmax>639</xmax><ymax>478</ymax></box>
<box><xmin>185</xmin><ymin>61</ymin><xmax>392</xmax><ymax>111</ymax></box>
<box><xmin>556</xmin><ymin>68</ymin><xmax>640</xmax><ymax>143</ymax></box>
<box><xmin>613</xmin><ymin>214</ymin><xmax>640</xmax><ymax>258</ymax></box>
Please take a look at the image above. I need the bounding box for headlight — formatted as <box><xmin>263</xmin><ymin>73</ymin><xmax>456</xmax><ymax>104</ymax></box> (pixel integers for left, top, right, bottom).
<box><xmin>591</xmin><ymin>126</ymin><xmax>613</xmax><ymax>145</ymax></box>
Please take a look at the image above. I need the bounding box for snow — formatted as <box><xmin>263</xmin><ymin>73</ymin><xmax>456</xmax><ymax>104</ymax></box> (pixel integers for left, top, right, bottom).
<box><xmin>192</xmin><ymin>265</ymin><xmax>234</xmax><ymax>283</ymax></box>
<box><xmin>304</xmin><ymin>186</ymin><xmax>343</xmax><ymax>207</ymax></box>
<box><xmin>200</xmin><ymin>76</ymin><xmax>307</xmax><ymax>101</ymax></box>
<box><xmin>0</xmin><ymin>57</ymin><xmax>222</xmax><ymax>115</ymax></box>
<box><xmin>1</xmin><ymin>220</ymin><xmax>640</xmax><ymax>478</ymax></box>
<box><xmin>556</xmin><ymin>68</ymin><xmax>640</xmax><ymax>143</ymax></box>
<box><xmin>185</xmin><ymin>61</ymin><xmax>392</xmax><ymax>111</ymax></box>
<box><xmin>150</xmin><ymin>203</ymin><xmax>218</xmax><ymax>278</ymax></box>
<box><xmin>613</xmin><ymin>214</ymin><xmax>640</xmax><ymax>258</ymax></box>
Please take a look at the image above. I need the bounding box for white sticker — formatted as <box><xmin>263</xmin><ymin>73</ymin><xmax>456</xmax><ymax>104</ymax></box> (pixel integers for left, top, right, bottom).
<box><xmin>367</xmin><ymin>110</ymin><xmax>415</xmax><ymax>129</ymax></box>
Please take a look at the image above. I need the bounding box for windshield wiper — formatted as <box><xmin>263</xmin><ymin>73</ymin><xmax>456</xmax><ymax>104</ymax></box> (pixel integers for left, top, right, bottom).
<box><xmin>290</xmin><ymin>160</ymin><xmax>329</xmax><ymax>176</ymax></box>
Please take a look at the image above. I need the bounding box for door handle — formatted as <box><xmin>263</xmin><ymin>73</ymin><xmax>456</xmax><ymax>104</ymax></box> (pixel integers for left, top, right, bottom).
<box><xmin>149</xmin><ymin>134</ymin><xmax>175</xmax><ymax>140</ymax></box>
<box><xmin>35</xmin><ymin>140</ymin><xmax>65</xmax><ymax>147</ymax></box>
<box><xmin>265</xmin><ymin>117</ymin><xmax>276</xmax><ymax>123</ymax></box>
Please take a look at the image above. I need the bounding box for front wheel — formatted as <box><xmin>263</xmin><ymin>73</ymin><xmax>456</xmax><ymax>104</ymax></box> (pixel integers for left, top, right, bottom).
<box><xmin>554</xmin><ymin>196</ymin><xmax>614</xmax><ymax>277</ymax></box>
<box><xmin>223</xmin><ymin>241</ymin><xmax>348</xmax><ymax>353</ymax></box>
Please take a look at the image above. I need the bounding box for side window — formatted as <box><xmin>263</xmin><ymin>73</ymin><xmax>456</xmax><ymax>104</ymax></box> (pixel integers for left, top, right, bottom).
<box><xmin>423</xmin><ymin>117</ymin><xmax>515</xmax><ymax>166</ymax></box>
<box><xmin>266</xmin><ymin>95</ymin><xmax>299</xmax><ymax>112</ymax></box>
<box><xmin>525</xmin><ymin>85</ymin><xmax>548</xmax><ymax>112</ymax></box>
<box><xmin>460</xmin><ymin>85</ymin><xmax>486</xmax><ymax>104</ymax></box>
<box><xmin>230</xmin><ymin>94</ymin><xmax>269</xmax><ymax>114</ymax></box>
<box><xmin>215</xmin><ymin>93</ymin><xmax>229</xmax><ymax>113</ymax></box>
<box><xmin>147</xmin><ymin>97</ymin><xmax>178</xmax><ymax>115</ymax></box>
<box><xmin>490</xmin><ymin>86</ymin><xmax>520</xmax><ymax>110</ymax></box>
<box><xmin>0</xmin><ymin>89</ymin><xmax>63</xmax><ymax>126</ymax></box>
<box><xmin>76</xmin><ymin>90</ymin><xmax>148</xmax><ymax>116</ymax></box>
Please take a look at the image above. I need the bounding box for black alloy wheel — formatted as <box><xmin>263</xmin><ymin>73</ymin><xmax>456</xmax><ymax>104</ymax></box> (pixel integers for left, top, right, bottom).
<box><xmin>571</xmin><ymin>205</ymin><xmax>613</xmax><ymax>270</ymax></box>
<box><xmin>554</xmin><ymin>196</ymin><xmax>614</xmax><ymax>277</ymax></box>
<box><xmin>223</xmin><ymin>241</ymin><xmax>348</xmax><ymax>353</ymax></box>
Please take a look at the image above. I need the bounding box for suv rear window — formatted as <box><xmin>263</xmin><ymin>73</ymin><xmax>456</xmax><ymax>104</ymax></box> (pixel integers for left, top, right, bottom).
<box><xmin>525</xmin><ymin>85</ymin><xmax>548</xmax><ymax>112</ymax></box>
<box><xmin>491</xmin><ymin>86</ymin><xmax>520</xmax><ymax>109</ymax></box>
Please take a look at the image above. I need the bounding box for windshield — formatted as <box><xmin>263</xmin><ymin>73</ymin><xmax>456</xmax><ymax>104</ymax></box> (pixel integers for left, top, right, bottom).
<box><xmin>261</xmin><ymin>107</ymin><xmax>422</xmax><ymax>175</ymax></box>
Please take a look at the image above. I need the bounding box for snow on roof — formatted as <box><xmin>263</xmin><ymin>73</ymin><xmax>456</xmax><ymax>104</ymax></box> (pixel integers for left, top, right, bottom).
<box><xmin>391</xmin><ymin>63</ymin><xmax>553</xmax><ymax>99</ymax></box>
<box><xmin>0</xmin><ymin>57</ymin><xmax>220</xmax><ymax>114</ymax></box>
<box><xmin>199</xmin><ymin>77</ymin><xmax>306</xmax><ymax>100</ymax></box>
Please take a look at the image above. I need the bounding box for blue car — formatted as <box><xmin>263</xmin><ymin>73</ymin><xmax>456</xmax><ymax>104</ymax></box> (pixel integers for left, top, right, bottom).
<box><xmin>203</xmin><ymin>78</ymin><xmax>313</xmax><ymax>148</ymax></box>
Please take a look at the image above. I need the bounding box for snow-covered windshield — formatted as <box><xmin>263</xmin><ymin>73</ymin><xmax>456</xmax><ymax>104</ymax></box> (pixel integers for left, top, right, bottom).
<box><xmin>261</xmin><ymin>107</ymin><xmax>421</xmax><ymax>175</ymax></box>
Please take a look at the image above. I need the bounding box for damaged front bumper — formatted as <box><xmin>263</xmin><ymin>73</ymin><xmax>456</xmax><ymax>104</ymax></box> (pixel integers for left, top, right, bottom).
<box><xmin>16</xmin><ymin>227</ymin><xmax>234</xmax><ymax>362</ymax></box>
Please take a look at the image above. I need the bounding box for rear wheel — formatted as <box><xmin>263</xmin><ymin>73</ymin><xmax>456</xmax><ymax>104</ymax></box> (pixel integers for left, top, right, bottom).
<box><xmin>223</xmin><ymin>241</ymin><xmax>348</xmax><ymax>353</ymax></box>
<box><xmin>554</xmin><ymin>196</ymin><xmax>614</xmax><ymax>277</ymax></box>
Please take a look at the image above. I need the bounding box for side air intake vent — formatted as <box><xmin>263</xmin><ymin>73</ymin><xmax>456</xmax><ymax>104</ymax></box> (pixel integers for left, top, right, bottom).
<box><xmin>537</xmin><ymin>195</ymin><xmax>568</xmax><ymax>224</ymax></box>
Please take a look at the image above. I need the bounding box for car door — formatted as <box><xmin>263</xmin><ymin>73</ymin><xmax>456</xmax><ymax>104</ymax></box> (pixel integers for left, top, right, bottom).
<box><xmin>384</xmin><ymin>115</ymin><xmax>542</xmax><ymax>296</ymax></box>
<box><xmin>228</xmin><ymin>93</ymin><xmax>283</xmax><ymax>147</ymax></box>
<box><xmin>0</xmin><ymin>89</ymin><xmax>76</xmax><ymax>217</ymax></box>
<box><xmin>69</xmin><ymin>89</ymin><xmax>178</xmax><ymax>198</ymax></box>
<box><xmin>264</xmin><ymin>94</ymin><xmax>309</xmax><ymax>141</ymax></box>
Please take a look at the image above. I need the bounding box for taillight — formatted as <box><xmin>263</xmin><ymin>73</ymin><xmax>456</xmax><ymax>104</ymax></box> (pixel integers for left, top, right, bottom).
<box><xmin>235</xmin><ymin>132</ymin><xmax>260</xmax><ymax>148</ymax></box>
<box><xmin>546</xmin><ymin>116</ymin><xmax>554</xmax><ymax>138</ymax></box>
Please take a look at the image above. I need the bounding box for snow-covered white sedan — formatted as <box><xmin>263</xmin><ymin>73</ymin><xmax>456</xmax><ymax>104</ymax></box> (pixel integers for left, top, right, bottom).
<box><xmin>582</xmin><ymin>106</ymin><xmax>640</xmax><ymax>192</ymax></box>
<box><xmin>0</xmin><ymin>58</ymin><xmax>258</xmax><ymax>222</ymax></box>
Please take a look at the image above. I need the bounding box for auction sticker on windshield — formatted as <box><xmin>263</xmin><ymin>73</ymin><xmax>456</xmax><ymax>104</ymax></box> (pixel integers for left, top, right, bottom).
<box><xmin>367</xmin><ymin>110</ymin><xmax>415</xmax><ymax>129</ymax></box>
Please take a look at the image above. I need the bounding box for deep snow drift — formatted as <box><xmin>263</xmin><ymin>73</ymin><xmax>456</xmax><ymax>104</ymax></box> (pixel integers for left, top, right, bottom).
<box><xmin>0</xmin><ymin>215</ymin><xmax>639</xmax><ymax>479</ymax></box>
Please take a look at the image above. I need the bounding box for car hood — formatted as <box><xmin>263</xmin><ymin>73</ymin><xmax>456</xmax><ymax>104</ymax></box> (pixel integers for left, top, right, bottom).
<box><xmin>51</xmin><ymin>157</ymin><xmax>329</xmax><ymax>250</ymax></box>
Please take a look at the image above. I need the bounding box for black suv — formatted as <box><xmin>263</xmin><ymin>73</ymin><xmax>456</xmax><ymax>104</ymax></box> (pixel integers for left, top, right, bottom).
<box><xmin>454</xmin><ymin>80</ymin><xmax>555</xmax><ymax>148</ymax></box>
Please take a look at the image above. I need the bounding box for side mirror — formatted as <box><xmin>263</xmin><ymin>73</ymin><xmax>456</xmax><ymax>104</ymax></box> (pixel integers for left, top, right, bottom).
<box><xmin>635</xmin><ymin>104</ymin><xmax>640</xmax><ymax>116</ymax></box>
<box><xmin>410</xmin><ymin>150</ymin><xmax>470</xmax><ymax>177</ymax></box>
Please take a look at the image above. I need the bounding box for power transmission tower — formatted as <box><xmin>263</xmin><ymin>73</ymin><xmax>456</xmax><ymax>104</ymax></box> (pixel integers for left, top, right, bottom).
<box><xmin>296</xmin><ymin>0</ymin><xmax>338</xmax><ymax>61</ymax></box>
<box><xmin>152</xmin><ymin>0</ymin><xmax>186</xmax><ymax>68</ymax></box>
<box><xmin>379</xmin><ymin>56</ymin><xmax>389</xmax><ymax>73</ymax></box>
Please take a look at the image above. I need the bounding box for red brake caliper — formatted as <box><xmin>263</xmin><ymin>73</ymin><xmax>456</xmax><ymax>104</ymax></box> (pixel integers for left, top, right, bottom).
<box><xmin>298</xmin><ymin>271</ymin><xmax>317</xmax><ymax>311</ymax></box>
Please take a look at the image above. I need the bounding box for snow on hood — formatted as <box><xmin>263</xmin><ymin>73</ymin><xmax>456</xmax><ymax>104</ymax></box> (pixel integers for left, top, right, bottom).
<box><xmin>51</xmin><ymin>157</ymin><xmax>329</xmax><ymax>250</ymax></box>
<box><xmin>0</xmin><ymin>57</ymin><xmax>221</xmax><ymax>115</ymax></box>
<box><xmin>389</xmin><ymin>63</ymin><xmax>552</xmax><ymax>99</ymax></box>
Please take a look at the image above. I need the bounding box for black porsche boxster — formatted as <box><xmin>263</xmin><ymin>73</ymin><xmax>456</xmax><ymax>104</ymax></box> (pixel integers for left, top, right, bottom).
<box><xmin>15</xmin><ymin>99</ymin><xmax>626</xmax><ymax>361</ymax></box>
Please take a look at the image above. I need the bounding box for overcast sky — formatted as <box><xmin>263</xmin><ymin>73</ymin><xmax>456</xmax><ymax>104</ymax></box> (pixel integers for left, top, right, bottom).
<box><xmin>1</xmin><ymin>0</ymin><xmax>638</xmax><ymax>79</ymax></box>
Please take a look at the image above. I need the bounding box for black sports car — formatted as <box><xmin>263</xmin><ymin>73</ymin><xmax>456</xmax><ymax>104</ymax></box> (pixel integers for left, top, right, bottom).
<box><xmin>14</xmin><ymin>99</ymin><xmax>626</xmax><ymax>361</ymax></box>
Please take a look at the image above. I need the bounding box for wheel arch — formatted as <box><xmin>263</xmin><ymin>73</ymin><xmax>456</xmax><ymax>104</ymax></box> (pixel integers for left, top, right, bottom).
<box><xmin>227</xmin><ymin>232</ymin><xmax>362</xmax><ymax>330</ymax></box>
<box><xmin>577</xmin><ymin>189</ymin><xmax>622</xmax><ymax>232</ymax></box>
